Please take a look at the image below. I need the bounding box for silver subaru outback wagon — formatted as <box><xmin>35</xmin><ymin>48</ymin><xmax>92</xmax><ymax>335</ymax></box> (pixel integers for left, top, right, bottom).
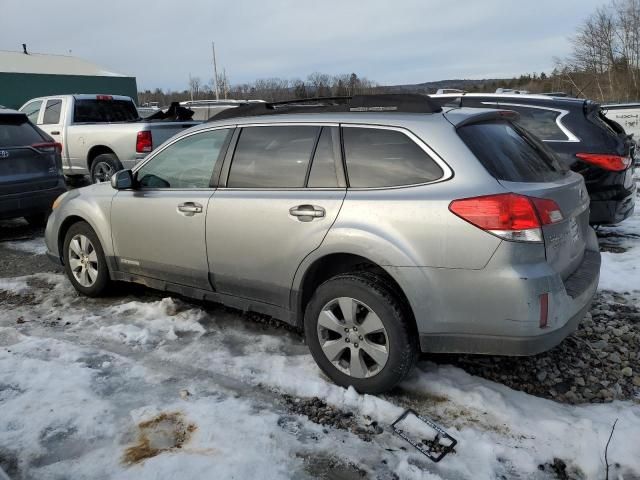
<box><xmin>45</xmin><ymin>95</ymin><xmax>600</xmax><ymax>393</ymax></box>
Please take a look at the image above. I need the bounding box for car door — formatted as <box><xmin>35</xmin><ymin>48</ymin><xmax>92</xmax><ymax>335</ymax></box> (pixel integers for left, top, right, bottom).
<box><xmin>110</xmin><ymin>127</ymin><xmax>234</xmax><ymax>290</ymax></box>
<box><xmin>206</xmin><ymin>124</ymin><xmax>346</xmax><ymax>307</ymax></box>
<box><xmin>37</xmin><ymin>98</ymin><xmax>68</xmax><ymax>163</ymax></box>
<box><xmin>19</xmin><ymin>99</ymin><xmax>43</xmax><ymax>124</ymax></box>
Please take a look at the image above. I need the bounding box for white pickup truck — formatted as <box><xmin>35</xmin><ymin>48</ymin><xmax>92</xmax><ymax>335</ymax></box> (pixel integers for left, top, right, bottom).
<box><xmin>19</xmin><ymin>94</ymin><xmax>199</xmax><ymax>183</ymax></box>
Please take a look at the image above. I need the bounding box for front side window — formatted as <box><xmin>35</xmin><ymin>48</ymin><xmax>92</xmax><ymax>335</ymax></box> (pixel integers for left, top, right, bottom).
<box><xmin>43</xmin><ymin>99</ymin><xmax>62</xmax><ymax>124</ymax></box>
<box><xmin>137</xmin><ymin>129</ymin><xmax>232</xmax><ymax>188</ymax></box>
<box><xmin>228</xmin><ymin>126</ymin><xmax>319</xmax><ymax>188</ymax></box>
<box><xmin>343</xmin><ymin>127</ymin><xmax>443</xmax><ymax>188</ymax></box>
<box><xmin>19</xmin><ymin>100</ymin><xmax>42</xmax><ymax>123</ymax></box>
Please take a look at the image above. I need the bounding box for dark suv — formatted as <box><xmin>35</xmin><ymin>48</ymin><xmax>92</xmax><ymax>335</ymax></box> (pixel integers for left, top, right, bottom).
<box><xmin>0</xmin><ymin>109</ymin><xmax>66</xmax><ymax>226</ymax></box>
<box><xmin>432</xmin><ymin>93</ymin><xmax>636</xmax><ymax>224</ymax></box>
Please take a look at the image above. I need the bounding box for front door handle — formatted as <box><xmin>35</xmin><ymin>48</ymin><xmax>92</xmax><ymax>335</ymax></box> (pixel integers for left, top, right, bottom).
<box><xmin>289</xmin><ymin>204</ymin><xmax>325</xmax><ymax>222</ymax></box>
<box><xmin>177</xmin><ymin>202</ymin><xmax>203</xmax><ymax>216</ymax></box>
<box><xmin>50</xmin><ymin>131</ymin><xmax>60</xmax><ymax>135</ymax></box>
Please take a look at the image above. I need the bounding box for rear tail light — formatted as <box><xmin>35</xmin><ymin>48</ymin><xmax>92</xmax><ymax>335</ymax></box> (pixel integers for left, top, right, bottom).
<box><xmin>32</xmin><ymin>142</ymin><xmax>62</xmax><ymax>154</ymax></box>
<box><xmin>575</xmin><ymin>153</ymin><xmax>631</xmax><ymax>171</ymax></box>
<box><xmin>449</xmin><ymin>193</ymin><xmax>564</xmax><ymax>243</ymax></box>
<box><xmin>136</xmin><ymin>131</ymin><xmax>153</xmax><ymax>153</ymax></box>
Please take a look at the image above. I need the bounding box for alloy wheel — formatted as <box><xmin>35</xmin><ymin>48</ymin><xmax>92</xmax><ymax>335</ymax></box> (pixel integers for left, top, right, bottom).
<box><xmin>316</xmin><ymin>297</ymin><xmax>389</xmax><ymax>378</ymax></box>
<box><xmin>93</xmin><ymin>162</ymin><xmax>114</xmax><ymax>183</ymax></box>
<box><xmin>68</xmin><ymin>234</ymin><xmax>99</xmax><ymax>287</ymax></box>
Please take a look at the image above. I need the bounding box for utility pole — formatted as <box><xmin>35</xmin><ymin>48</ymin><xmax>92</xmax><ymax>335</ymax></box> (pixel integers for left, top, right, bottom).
<box><xmin>212</xmin><ymin>42</ymin><xmax>220</xmax><ymax>101</ymax></box>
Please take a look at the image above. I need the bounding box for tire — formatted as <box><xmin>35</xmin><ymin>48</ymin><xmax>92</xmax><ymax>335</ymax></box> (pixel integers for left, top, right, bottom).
<box><xmin>24</xmin><ymin>211</ymin><xmax>50</xmax><ymax>228</ymax></box>
<box><xmin>65</xmin><ymin>174</ymin><xmax>88</xmax><ymax>187</ymax></box>
<box><xmin>90</xmin><ymin>153</ymin><xmax>122</xmax><ymax>184</ymax></box>
<box><xmin>304</xmin><ymin>272</ymin><xmax>418</xmax><ymax>394</ymax></box>
<box><xmin>63</xmin><ymin>221</ymin><xmax>110</xmax><ymax>296</ymax></box>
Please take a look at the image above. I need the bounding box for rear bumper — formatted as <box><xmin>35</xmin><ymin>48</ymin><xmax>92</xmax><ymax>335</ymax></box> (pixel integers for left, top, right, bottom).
<box><xmin>394</xmin><ymin>230</ymin><xmax>601</xmax><ymax>356</ymax></box>
<box><xmin>589</xmin><ymin>190</ymin><xmax>635</xmax><ymax>224</ymax></box>
<box><xmin>418</xmin><ymin>299</ymin><xmax>590</xmax><ymax>355</ymax></box>
<box><xmin>0</xmin><ymin>180</ymin><xmax>66</xmax><ymax>220</ymax></box>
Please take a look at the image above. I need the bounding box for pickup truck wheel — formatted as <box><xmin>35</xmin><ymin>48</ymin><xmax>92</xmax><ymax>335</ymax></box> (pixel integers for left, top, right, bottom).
<box><xmin>304</xmin><ymin>273</ymin><xmax>418</xmax><ymax>394</ymax></box>
<box><xmin>90</xmin><ymin>154</ymin><xmax>122</xmax><ymax>184</ymax></box>
<box><xmin>63</xmin><ymin>221</ymin><xmax>110</xmax><ymax>296</ymax></box>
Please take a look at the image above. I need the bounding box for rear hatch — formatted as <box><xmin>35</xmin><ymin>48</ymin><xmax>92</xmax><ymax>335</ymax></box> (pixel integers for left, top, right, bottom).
<box><xmin>456</xmin><ymin>117</ymin><xmax>591</xmax><ymax>279</ymax></box>
<box><xmin>0</xmin><ymin>112</ymin><xmax>61</xmax><ymax>196</ymax></box>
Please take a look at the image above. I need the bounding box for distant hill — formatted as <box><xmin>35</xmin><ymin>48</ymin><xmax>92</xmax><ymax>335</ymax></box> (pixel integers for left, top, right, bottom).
<box><xmin>382</xmin><ymin>78</ymin><xmax>510</xmax><ymax>94</ymax></box>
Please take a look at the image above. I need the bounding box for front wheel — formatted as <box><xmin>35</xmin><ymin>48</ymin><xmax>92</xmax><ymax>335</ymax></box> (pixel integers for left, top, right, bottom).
<box><xmin>304</xmin><ymin>273</ymin><xmax>418</xmax><ymax>394</ymax></box>
<box><xmin>63</xmin><ymin>221</ymin><xmax>111</xmax><ymax>296</ymax></box>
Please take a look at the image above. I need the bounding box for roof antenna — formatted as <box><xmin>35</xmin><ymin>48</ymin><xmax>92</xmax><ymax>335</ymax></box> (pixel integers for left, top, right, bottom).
<box><xmin>22</xmin><ymin>43</ymin><xmax>28</xmax><ymax>55</ymax></box>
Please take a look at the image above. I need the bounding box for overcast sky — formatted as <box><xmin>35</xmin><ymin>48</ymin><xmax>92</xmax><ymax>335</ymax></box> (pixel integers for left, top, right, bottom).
<box><xmin>1</xmin><ymin>0</ymin><xmax>606</xmax><ymax>91</ymax></box>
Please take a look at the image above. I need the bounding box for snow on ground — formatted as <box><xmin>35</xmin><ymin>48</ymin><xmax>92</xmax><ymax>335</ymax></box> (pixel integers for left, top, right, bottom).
<box><xmin>2</xmin><ymin>238</ymin><xmax>47</xmax><ymax>256</ymax></box>
<box><xmin>1</xmin><ymin>268</ymin><xmax>639</xmax><ymax>480</ymax></box>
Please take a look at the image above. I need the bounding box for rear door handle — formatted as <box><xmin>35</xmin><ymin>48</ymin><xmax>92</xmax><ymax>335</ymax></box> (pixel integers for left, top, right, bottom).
<box><xmin>177</xmin><ymin>202</ymin><xmax>203</xmax><ymax>216</ymax></box>
<box><xmin>289</xmin><ymin>204</ymin><xmax>325</xmax><ymax>221</ymax></box>
<box><xmin>50</xmin><ymin>131</ymin><xmax>60</xmax><ymax>135</ymax></box>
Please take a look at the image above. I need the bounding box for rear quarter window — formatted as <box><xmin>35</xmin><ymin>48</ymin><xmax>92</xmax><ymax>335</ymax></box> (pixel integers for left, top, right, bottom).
<box><xmin>504</xmin><ymin>106</ymin><xmax>569</xmax><ymax>141</ymax></box>
<box><xmin>342</xmin><ymin>127</ymin><xmax>443</xmax><ymax>188</ymax></box>
<box><xmin>458</xmin><ymin>121</ymin><xmax>567</xmax><ymax>182</ymax></box>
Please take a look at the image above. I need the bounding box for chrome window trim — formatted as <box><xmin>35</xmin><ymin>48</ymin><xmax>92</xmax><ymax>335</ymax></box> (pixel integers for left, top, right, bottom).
<box><xmin>480</xmin><ymin>102</ymin><xmax>580</xmax><ymax>143</ymax></box>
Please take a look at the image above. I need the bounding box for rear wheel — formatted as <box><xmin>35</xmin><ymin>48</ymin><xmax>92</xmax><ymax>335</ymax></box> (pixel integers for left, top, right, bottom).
<box><xmin>304</xmin><ymin>273</ymin><xmax>418</xmax><ymax>393</ymax></box>
<box><xmin>63</xmin><ymin>222</ymin><xmax>110</xmax><ymax>296</ymax></box>
<box><xmin>90</xmin><ymin>153</ymin><xmax>122</xmax><ymax>183</ymax></box>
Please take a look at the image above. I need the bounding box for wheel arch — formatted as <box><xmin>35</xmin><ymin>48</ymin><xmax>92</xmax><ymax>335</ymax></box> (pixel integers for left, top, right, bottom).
<box><xmin>291</xmin><ymin>251</ymin><xmax>419</xmax><ymax>334</ymax></box>
<box><xmin>57</xmin><ymin>212</ymin><xmax>113</xmax><ymax>267</ymax></box>
<box><xmin>86</xmin><ymin>145</ymin><xmax>118</xmax><ymax>170</ymax></box>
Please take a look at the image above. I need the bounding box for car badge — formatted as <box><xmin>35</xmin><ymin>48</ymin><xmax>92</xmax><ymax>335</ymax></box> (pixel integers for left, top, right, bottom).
<box><xmin>0</xmin><ymin>150</ymin><xmax>9</xmax><ymax>159</ymax></box>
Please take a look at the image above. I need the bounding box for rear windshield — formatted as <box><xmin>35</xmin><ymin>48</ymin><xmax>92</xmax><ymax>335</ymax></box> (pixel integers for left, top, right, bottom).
<box><xmin>73</xmin><ymin>99</ymin><xmax>139</xmax><ymax>123</ymax></box>
<box><xmin>0</xmin><ymin>115</ymin><xmax>44</xmax><ymax>147</ymax></box>
<box><xmin>458</xmin><ymin>121</ymin><xmax>567</xmax><ymax>182</ymax></box>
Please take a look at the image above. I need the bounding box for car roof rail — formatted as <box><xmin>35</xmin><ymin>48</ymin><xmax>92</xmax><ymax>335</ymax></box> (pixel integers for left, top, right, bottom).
<box><xmin>207</xmin><ymin>94</ymin><xmax>443</xmax><ymax>121</ymax></box>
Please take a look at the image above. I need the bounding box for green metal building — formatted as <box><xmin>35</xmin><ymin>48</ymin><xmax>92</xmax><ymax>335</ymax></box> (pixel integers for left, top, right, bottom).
<box><xmin>0</xmin><ymin>49</ymin><xmax>138</xmax><ymax>109</ymax></box>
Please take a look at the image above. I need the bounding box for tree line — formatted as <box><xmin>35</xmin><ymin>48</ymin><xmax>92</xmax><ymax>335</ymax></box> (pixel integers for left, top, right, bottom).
<box><xmin>138</xmin><ymin>72</ymin><xmax>379</xmax><ymax>106</ymax></box>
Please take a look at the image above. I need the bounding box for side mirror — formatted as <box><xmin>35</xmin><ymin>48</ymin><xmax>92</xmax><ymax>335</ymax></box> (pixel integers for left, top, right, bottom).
<box><xmin>111</xmin><ymin>169</ymin><xmax>134</xmax><ymax>190</ymax></box>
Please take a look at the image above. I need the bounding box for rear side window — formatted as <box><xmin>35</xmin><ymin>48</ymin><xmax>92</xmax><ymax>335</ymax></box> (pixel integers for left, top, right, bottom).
<box><xmin>504</xmin><ymin>105</ymin><xmax>568</xmax><ymax>141</ymax></box>
<box><xmin>43</xmin><ymin>99</ymin><xmax>62</xmax><ymax>124</ymax></box>
<box><xmin>458</xmin><ymin>121</ymin><xmax>566</xmax><ymax>182</ymax></box>
<box><xmin>73</xmin><ymin>99</ymin><xmax>139</xmax><ymax>123</ymax></box>
<box><xmin>228</xmin><ymin>126</ymin><xmax>319</xmax><ymax>188</ymax></box>
<box><xmin>0</xmin><ymin>116</ymin><xmax>44</xmax><ymax>147</ymax></box>
<box><xmin>343</xmin><ymin>127</ymin><xmax>443</xmax><ymax>188</ymax></box>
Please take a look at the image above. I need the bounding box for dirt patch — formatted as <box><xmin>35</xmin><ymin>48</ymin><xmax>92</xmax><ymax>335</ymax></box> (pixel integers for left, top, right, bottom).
<box><xmin>122</xmin><ymin>412</ymin><xmax>197</xmax><ymax>465</ymax></box>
